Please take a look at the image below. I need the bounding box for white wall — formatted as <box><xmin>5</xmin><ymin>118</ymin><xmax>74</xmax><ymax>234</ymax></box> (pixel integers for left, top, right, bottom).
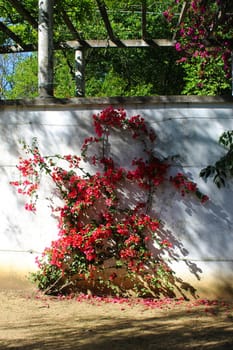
<box><xmin>0</xmin><ymin>96</ymin><xmax>233</xmax><ymax>298</ymax></box>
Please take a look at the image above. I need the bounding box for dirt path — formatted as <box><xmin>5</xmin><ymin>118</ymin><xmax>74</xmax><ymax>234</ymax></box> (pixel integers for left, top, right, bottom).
<box><xmin>0</xmin><ymin>289</ymin><xmax>233</xmax><ymax>350</ymax></box>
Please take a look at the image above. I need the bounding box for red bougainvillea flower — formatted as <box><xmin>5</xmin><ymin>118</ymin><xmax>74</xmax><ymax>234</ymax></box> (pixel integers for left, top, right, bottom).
<box><xmin>11</xmin><ymin>107</ymin><xmax>208</xmax><ymax>298</ymax></box>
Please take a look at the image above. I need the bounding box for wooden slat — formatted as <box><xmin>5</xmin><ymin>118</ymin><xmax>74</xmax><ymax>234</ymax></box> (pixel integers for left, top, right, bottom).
<box><xmin>7</xmin><ymin>0</ymin><xmax>38</xmax><ymax>28</ymax></box>
<box><xmin>142</xmin><ymin>0</ymin><xmax>147</xmax><ymax>40</ymax></box>
<box><xmin>96</xmin><ymin>0</ymin><xmax>124</xmax><ymax>47</ymax></box>
<box><xmin>0</xmin><ymin>22</ymin><xmax>27</xmax><ymax>50</ymax></box>
<box><xmin>62</xmin><ymin>38</ymin><xmax>175</xmax><ymax>49</ymax></box>
<box><xmin>0</xmin><ymin>38</ymin><xmax>175</xmax><ymax>53</ymax></box>
<box><xmin>172</xmin><ymin>1</ymin><xmax>189</xmax><ymax>41</ymax></box>
<box><xmin>59</xmin><ymin>9</ymin><xmax>88</xmax><ymax>47</ymax></box>
<box><xmin>0</xmin><ymin>0</ymin><xmax>179</xmax><ymax>54</ymax></box>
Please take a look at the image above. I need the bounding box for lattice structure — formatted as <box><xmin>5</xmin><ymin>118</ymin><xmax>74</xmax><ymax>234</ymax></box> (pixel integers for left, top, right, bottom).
<box><xmin>0</xmin><ymin>0</ymin><xmax>186</xmax><ymax>97</ymax></box>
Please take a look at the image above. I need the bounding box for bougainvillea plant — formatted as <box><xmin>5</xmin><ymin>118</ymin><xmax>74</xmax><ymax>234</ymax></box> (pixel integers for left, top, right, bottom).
<box><xmin>164</xmin><ymin>0</ymin><xmax>233</xmax><ymax>93</ymax></box>
<box><xmin>11</xmin><ymin>107</ymin><xmax>208</xmax><ymax>298</ymax></box>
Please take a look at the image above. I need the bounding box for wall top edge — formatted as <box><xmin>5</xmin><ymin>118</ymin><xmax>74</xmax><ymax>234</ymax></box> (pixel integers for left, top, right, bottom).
<box><xmin>0</xmin><ymin>95</ymin><xmax>233</xmax><ymax>109</ymax></box>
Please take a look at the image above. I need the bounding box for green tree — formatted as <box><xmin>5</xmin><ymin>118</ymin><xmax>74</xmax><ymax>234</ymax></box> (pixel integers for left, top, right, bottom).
<box><xmin>3</xmin><ymin>1</ymin><xmax>232</xmax><ymax>97</ymax></box>
<box><xmin>165</xmin><ymin>0</ymin><xmax>232</xmax><ymax>95</ymax></box>
<box><xmin>6</xmin><ymin>54</ymin><xmax>38</xmax><ymax>99</ymax></box>
<box><xmin>6</xmin><ymin>46</ymin><xmax>184</xmax><ymax>98</ymax></box>
<box><xmin>85</xmin><ymin>47</ymin><xmax>184</xmax><ymax>96</ymax></box>
<box><xmin>5</xmin><ymin>52</ymin><xmax>76</xmax><ymax>99</ymax></box>
<box><xmin>3</xmin><ymin>0</ymin><xmax>185</xmax><ymax>98</ymax></box>
<box><xmin>0</xmin><ymin>53</ymin><xmax>24</xmax><ymax>99</ymax></box>
<box><xmin>181</xmin><ymin>55</ymin><xmax>231</xmax><ymax>95</ymax></box>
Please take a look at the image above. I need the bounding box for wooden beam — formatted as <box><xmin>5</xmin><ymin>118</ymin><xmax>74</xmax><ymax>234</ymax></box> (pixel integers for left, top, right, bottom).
<box><xmin>0</xmin><ymin>44</ymin><xmax>35</xmax><ymax>53</ymax></box>
<box><xmin>142</xmin><ymin>0</ymin><xmax>147</xmax><ymax>40</ymax></box>
<box><xmin>96</xmin><ymin>0</ymin><xmax>124</xmax><ymax>47</ymax></box>
<box><xmin>172</xmin><ymin>1</ymin><xmax>189</xmax><ymax>41</ymax></box>
<box><xmin>7</xmin><ymin>0</ymin><xmax>38</xmax><ymax>28</ymax></box>
<box><xmin>0</xmin><ymin>21</ymin><xmax>28</xmax><ymax>50</ymax></box>
<box><xmin>0</xmin><ymin>38</ymin><xmax>175</xmax><ymax>53</ymax></box>
<box><xmin>62</xmin><ymin>38</ymin><xmax>175</xmax><ymax>49</ymax></box>
<box><xmin>58</xmin><ymin>8</ymin><xmax>88</xmax><ymax>47</ymax></box>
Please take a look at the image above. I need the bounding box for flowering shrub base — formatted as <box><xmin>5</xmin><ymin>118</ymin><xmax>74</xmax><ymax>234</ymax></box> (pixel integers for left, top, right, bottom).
<box><xmin>11</xmin><ymin>107</ymin><xmax>208</xmax><ymax>298</ymax></box>
<box><xmin>36</xmin><ymin>265</ymin><xmax>177</xmax><ymax>298</ymax></box>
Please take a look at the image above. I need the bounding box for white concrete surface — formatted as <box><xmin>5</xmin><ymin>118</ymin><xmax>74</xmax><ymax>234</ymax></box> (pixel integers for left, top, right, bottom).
<box><xmin>0</xmin><ymin>97</ymin><xmax>233</xmax><ymax>298</ymax></box>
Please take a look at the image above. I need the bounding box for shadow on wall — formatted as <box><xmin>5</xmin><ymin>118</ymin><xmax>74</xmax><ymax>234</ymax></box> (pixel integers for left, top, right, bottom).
<box><xmin>0</xmin><ymin>108</ymin><xmax>93</xmax><ymax>276</ymax></box>
<box><xmin>1</xmin><ymin>105</ymin><xmax>233</xmax><ymax>298</ymax></box>
<box><xmin>146</xmin><ymin>105</ymin><xmax>233</xmax><ymax>298</ymax></box>
<box><xmin>0</xmin><ymin>108</ymin><xmax>93</xmax><ymax>158</ymax></box>
<box><xmin>139</xmin><ymin>106</ymin><xmax>233</xmax><ymax>294</ymax></box>
<box><xmin>0</xmin><ymin>107</ymin><xmax>92</xmax><ymax>241</ymax></box>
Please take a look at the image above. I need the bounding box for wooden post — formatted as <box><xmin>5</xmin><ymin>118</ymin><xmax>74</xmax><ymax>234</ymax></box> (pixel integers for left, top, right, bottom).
<box><xmin>38</xmin><ymin>0</ymin><xmax>54</xmax><ymax>97</ymax></box>
<box><xmin>75</xmin><ymin>49</ymin><xmax>85</xmax><ymax>97</ymax></box>
<box><xmin>142</xmin><ymin>0</ymin><xmax>147</xmax><ymax>39</ymax></box>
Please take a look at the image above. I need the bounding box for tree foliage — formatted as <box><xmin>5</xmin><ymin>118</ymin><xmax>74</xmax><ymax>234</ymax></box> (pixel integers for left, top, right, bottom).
<box><xmin>181</xmin><ymin>54</ymin><xmax>231</xmax><ymax>95</ymax></box>
<box><xmin>0</xmin><ymin>53</ymin><xmax>25</xmax><ymax>98</ymax></box>
<box><xmin>200</xmin><ymin>130</ymin><xmax>233</xmax><ymax>188</ymax></box>
<box><xmin>165</xmin><ymin>0</ymin><xmax>232</xmax><ymax>95</ymax></box>
<box><xmin>5</xmin><ymin>54</ymin><xmax>38</xmax><ymax>99</ymax></box>
<box><xmin>1</xmin><ymin>0</ymin><xmax>232</xmax><ymax>97</ymax></box>
<box><xmin>2</xmin><ymin>0</ymin><xmax>185</xmax><ymax>98</ymax></box>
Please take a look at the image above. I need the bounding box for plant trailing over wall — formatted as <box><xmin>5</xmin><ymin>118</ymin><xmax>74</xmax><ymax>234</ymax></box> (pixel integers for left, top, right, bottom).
<box><xmin>200</xmin><ymin>130</ymin><xmax>233</xmax><ymax>188</ymax></box>
<box><xmin>164</xmin><ymin>0</ymin><xmax>232</xmax><ymax>95</ymax></box>
<box><xmin>11</xmin><ymin>107</ymin><xmax>208</xmax><ymax>298</ymax></box>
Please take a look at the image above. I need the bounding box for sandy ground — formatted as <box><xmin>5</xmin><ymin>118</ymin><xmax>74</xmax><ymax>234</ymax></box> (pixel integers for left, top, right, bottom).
<box><xmin>0</xmin><ymin>289</ymin><xmax>233</xmax><ymax>350</ymax></box>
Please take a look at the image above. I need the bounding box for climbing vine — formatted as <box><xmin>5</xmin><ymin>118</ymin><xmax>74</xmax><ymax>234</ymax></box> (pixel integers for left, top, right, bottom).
<box><xmin>164</xmin><ymin>0</ymin><xmax>233</xmax><ymax>94</ymax></box>
<box><xmin>11</xmin><ymin>107</ymin><xmax>208</xmax><ymax>297</ymax></box>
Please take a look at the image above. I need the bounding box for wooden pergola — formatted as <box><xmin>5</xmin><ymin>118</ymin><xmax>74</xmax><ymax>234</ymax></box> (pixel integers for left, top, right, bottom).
<box><xmin>0</xmin><ymin>1</ymin><xmax>187</xmax><ymax>97</ymax></box>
